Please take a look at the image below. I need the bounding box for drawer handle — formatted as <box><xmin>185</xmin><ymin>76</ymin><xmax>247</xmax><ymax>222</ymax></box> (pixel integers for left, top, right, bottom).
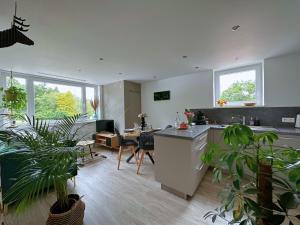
<box><xmin>193</xmin><ymin>142</ymin><xmax>207</xmax><ymax>152</ymax></box>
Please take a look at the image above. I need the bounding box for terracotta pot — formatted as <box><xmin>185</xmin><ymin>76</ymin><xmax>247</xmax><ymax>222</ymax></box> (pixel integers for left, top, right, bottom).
<box><xmin>46</xmin><ymin>194</ymin><xmax>85</xmax><ymax>225</ymax></box>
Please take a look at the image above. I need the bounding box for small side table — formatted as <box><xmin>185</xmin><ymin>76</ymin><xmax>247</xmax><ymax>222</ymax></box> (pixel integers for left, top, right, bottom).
<box><xmin>77</xmin><ymin>140</ymin><xmax>97</xmax><ymax>162</ymax></box>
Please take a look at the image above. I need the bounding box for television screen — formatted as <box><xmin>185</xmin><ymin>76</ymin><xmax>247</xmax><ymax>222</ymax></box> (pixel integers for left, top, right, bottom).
<box><xmin>96</xmin><ymin>120</ymin><xmax>114</xmax><ymax>133</ymax></box>
<box><xmin>154</xmin><ymin>91</ymin><xmax>170</xmax><ymax>101</ymax></box>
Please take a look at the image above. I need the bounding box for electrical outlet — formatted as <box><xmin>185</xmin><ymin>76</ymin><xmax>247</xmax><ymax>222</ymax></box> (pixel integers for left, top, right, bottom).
<box><xmin>282</xmin><ymin>117</ymin><xmax>295</xmax><ymax>123</ymax></box>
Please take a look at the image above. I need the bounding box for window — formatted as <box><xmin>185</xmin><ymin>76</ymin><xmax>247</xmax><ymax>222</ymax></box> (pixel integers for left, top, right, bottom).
<box><xmin>0</xmin><ymin>70</ymin><xmax>100</xmax><ymax>121</ymax></box>
<box><xmin>86</xmin><ymin>87</ymin><xmax>96</xmax><ymax>119</ymax></box>
<box><xmin>214</xmin><ymin>64</ymin><xmax>263</xmax><ymax>106</ymax></box>
<box><xmin>34</xmin><ymin>81</ymin><xmax>82</xmax><ymax>119</ymax></box>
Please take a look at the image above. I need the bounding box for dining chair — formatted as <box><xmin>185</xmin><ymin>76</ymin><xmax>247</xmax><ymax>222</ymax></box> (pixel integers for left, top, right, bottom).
<box><xmin>137</xmin><ymin>132</ymin><xmax>154</xmax><ymax>174</ymax></box>
<box><xmin>115</xmin><ymin>128</ymin><xmax>138</xmax><ymax>170</ymax></box>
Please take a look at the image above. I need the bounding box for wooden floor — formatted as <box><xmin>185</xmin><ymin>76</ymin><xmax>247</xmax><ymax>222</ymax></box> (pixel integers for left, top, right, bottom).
<box><xmin>4</xmin><ymin>147</ymin><xmax>228</xmax><ymax>225</ymax></box>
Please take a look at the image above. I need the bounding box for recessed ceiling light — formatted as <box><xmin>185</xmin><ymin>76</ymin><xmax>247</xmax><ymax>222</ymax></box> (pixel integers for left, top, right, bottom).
<box><xmin>232</xmin><ymin>25</ymin><xmax>240</xmax><ymax>31</ymax></box>
<box><xmin>99</xmin><ymin>58</ymin><xmax>104</xmax><ymax>61</ymax></box>
<box><xmin>182</xmin><ymin>55</ymin><xmax>188</xmax><ymax>59</ymax></box>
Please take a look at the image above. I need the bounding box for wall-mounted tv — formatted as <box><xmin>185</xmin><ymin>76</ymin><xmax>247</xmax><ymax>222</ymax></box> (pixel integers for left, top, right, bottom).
<box><xmin>154</xmin><ymin>91</ymin><xmax>170</xmax><ymax>101</ymax></box>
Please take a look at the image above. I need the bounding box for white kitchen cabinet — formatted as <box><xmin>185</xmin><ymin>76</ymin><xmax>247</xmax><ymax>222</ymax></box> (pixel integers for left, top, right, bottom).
<box><xmin>154</xmin><ymin>131</ymin><xmax>210</xmax><ymax>199</ymax></box>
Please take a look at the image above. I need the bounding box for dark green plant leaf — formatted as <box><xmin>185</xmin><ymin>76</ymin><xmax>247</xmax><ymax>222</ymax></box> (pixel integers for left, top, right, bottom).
<box><xmin>240</xmin><ymin>219</ymin><xmax>247</xmax><ymax>225</ymax></box>
<box><xmin>288</xmin><ymin>168</ymin><xmax>300</xmax><ymax>182</ymax></box>
<box><xmin>233</xmin><ymin>179</ymin><xmax>240</xmax><ymax>190</ymax></box>
<box><xmin>236</xmin><ymin>158</ymin><xmax>244</xmax><ymax>178</ymax></box>
<box><xmin>269</xmin><ymin>215</ymin><xmax>285</xmax><ymax>225</ymax></box>
<box><xmin>244</xmin><ymin>197</ymin><xmax>259</xmax><ymax>213</ymax></box>
<box><xmin>245</xmin><ymin>155</ymin><xmax>257</xmax><ymax>173</ymax></box>
<box><xmin>279</xmin><ymin>192</ymin><xmax>300</xmax><ymax>209</ymax></box>
<box><xmin>212</xmin><ymin>214</ymin><xmax>217</xmax><ymax>223</ymax></box>
<box><xmin>244</xmin><ymin>188</ymin><xmax>257</xmax><ymax>195</ymax></box>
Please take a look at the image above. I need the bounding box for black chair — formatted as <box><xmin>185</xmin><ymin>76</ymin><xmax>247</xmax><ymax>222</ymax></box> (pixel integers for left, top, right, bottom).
<box><xmin>137</xmin><ymin>132</ymin><xmax>154</xmax><ymax>174</ymax></box>
<box><xmin>115</xmin><ymin>128</ymin><xmax>138</xmax><ymax>170</ymax></box>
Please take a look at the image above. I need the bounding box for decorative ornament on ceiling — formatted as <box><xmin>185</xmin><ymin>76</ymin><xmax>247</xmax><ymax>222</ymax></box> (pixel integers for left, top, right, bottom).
<box><xmin>0</xmin><ymin>2</ymin><xmax>34</xmax><ymax>48</ymax></box>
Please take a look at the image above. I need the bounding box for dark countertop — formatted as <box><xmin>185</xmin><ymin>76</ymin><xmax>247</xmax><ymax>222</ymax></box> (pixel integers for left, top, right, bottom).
<box><xmin>154</xmin><ymin>125</ymin><xmax>300</xmax><ymax>140</ymax></box>
<box><xmin>154</xmin><ymin>125</ymin><xmax>211</xmax><ymax>140</ymax></box>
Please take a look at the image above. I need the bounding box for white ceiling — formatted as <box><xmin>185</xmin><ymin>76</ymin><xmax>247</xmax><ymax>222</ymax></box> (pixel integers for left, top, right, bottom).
<box><xmin>0</xmin><ymin>0</ymin><xmax>300</xmax><ymax>84</ymax></box>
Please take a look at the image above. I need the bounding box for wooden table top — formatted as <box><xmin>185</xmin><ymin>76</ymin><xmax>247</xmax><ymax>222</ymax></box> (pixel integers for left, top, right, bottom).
<box><xmin>77</xmin><ymin>140</ymin><xmax>95</xmax><ymax>146</ymax></box>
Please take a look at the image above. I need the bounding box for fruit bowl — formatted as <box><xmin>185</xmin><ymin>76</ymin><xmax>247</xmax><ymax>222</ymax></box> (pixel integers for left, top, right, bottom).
<box><xmin>244</xmin><ymin>102</ymin><xmax>256</xmax><ymax>107</ymax></box>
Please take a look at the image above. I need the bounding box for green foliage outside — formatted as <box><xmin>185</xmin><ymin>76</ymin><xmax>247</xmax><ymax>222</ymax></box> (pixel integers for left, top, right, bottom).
<box><xmin>221</xmin><ymin>80</ymin><xmax>256</xmax><ymax>102</ymax></box>
<box><xmin>34</xmin><ymin>83</ymin><xmax>82</xmax><ymax>119</ymax></box>
<box><xmin>4</xmin><ymin>78</ymin><xmax>93</xmax><ymax>120</ymax></box>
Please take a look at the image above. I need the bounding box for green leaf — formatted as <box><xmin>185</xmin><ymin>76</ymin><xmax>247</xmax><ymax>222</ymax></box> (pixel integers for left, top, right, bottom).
<box><xmin>233</xmin><ymin>180</ymin><xmax>240</xmax><ymax>190</ymax></box>
<box><xmin>288</xmin><ymin>168</ymin><xmax>300</xmax><ymax>182</ymax></box>
<box><xmin>236</xmin><ymin>158</ymin><xmax>244</xmax><ymax>178</ymax></box>
<box><xmin>244</xmin><ymin>197</ymin><xmax>259</xmax><ymax>213</ymax></box>
<box><xmin>269</xmin><ymin>215</ymin><xmax>285</xmax><ymax>225</ymax></box>
<box><xmin>212</xmin><ymin>214</ymin><xmax>217</xmax><ymax>223</ymax></box>
<box><xmin>233</xmin><ymin>209</ymin><xmax>243</xmax><ymax>221</ymax></box>
<box><xmin>226</xmin><ymin>152</ymin><xmax>238</xmax><ymax>170</ymax></box>
<box><xmin>240</xmin><ymin>220</ymin><xmax>248</xmax><ymax>225</ymax></box>
<box><xmin>244</xmin><ymin>188</ymin><xmax>257</xmax><ymax>195</ymax></box>
<box><xmin>245</xmin><ymin>155</ymin><xmax>257</xmax><ymax>173</ymax></box>
<box><xmin>279</xmin><ymin>192</ymin><xmax>300</xmax><ymax>209</ymax></box>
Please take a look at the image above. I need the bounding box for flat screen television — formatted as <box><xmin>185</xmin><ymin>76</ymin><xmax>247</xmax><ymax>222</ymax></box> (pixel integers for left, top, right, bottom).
<box><xmin>96</xmin><ymin>120</ymin><xmax>114</xmax><ymax>133</ymax></box>
<box><xmin>154</xmin><ymin>90</ymin><xmax>170</xmax><ymax>101</ymax></box>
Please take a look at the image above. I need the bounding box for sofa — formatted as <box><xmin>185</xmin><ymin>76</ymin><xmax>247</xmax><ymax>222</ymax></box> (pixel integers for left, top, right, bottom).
<box><xmin>0</xmin><ymin>142</ymin><xmax>77</xmax><ymax>205</ymax></box>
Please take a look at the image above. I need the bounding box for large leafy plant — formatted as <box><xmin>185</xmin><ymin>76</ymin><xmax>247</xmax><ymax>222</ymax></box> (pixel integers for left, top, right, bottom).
<box><xmin>202</xmin><ymin>124</ymin><xmax>300</xmax><ymax>225</ymax></box>
<box><xmin>0</xmin><ymin>114</ymin><xmax>84</xmax><ymax>213</ymax></box>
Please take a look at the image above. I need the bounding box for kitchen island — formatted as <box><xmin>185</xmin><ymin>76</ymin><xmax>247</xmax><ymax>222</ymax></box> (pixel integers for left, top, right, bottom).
<box><xmin>154</xmin><ymin>126</ymin><xmax>211</xmax><ymax>199</ymax></box>
<box><xmin>154</xmin><ymin>125</ymin><xmax>300</xmax><ymax>199</ymax></box>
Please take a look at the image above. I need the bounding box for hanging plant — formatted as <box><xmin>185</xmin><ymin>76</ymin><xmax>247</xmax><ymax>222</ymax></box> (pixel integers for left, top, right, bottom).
<box><xmin>2</xmin><ymin>75</ymin><xmax>27</xmax><ymax>117</ymax></box>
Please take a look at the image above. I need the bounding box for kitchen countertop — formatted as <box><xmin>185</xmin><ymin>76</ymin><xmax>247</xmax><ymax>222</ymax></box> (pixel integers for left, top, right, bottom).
<box><xmin>154</xmin><ymin>125</ymin><xmax>300</xmax><ymax>140</ymax></box>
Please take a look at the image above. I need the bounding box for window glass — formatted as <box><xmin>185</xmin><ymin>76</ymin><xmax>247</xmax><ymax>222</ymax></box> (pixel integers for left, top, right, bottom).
<box><xmin>34</xmin><ymin>81</ymin><xmax>82</xmax><ymax>119</ymax></box>
<box><xmin>86</xmin><ymin>87</ymin><xmax>96</xmax><ymax>119</ymax></box>
<box><xmin>215</xmin><ymin>64</ymin><xmax>262</xmax><ymax>106</ymax></box>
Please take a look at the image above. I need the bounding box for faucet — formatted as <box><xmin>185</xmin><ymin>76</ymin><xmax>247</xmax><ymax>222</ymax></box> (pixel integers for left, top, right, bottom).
<box><xmin>231</xmin><ymin>115</ymin><xmax>246</xmax><ymax>125</ymax></box>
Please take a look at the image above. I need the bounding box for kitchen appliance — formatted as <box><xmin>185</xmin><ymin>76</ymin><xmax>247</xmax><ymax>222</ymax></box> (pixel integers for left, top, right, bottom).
<box><xmin>296</xmin><ymin>114</ymin><xmax>300</xmax><ymax>128</ymax></box>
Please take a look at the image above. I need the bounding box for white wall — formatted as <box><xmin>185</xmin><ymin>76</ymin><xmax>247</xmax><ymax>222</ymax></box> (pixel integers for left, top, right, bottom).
<box><xmin>141</xmin><ymin>71</ymin><xmax>213</xmax><ymax>128</ymax></box>
<box><xmin>103</xmin><ymin>81</ymin><xmax>125</xmax><ymax>132</ymax></box>
<box><xmin>264</xmin><ymin>52</ymin><xmax>300</xmax><ymax>107</ymax></box>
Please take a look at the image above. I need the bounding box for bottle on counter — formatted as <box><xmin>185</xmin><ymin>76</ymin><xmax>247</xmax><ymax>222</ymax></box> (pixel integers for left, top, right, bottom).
<box><xmin>174</xmin><ymin>112</ymin><xmax>180</xmax><ymax>128</ymax></box>
<box><xmin>249</xmin><ymin>117</ymin><xmax>255</xmax><ymax>126</ymax></box>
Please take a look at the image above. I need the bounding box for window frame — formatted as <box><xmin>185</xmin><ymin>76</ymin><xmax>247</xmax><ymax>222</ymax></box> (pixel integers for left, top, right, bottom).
<box><xmin>214</xmin><ymin>63</ymin><xmax>263</xmax><ymax>107</ymax></box>
<box><xmin>0</xmin><ymin>70</ymin><xmax>100</xmax><ymax>120</ymax></box>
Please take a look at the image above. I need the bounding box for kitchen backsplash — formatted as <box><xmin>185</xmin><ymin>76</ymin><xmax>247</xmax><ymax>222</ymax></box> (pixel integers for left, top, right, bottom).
<box><xmin>191</xmin><ymin>107</ymin><xmax>300</xmax><ymax>128</ymax></box>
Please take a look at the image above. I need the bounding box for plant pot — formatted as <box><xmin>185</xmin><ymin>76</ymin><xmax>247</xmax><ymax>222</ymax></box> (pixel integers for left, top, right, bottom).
<box><xmin>46</xmin><ymin>194</ymin><xmax>85</xmax><ymax>225</ymax></box>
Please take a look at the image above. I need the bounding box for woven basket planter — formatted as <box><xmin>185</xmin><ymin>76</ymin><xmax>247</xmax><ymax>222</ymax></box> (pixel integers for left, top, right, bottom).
<box><xmin>46</xmin><ymin>194</ymin><xmax>85</xmax><ymax>225</ymax></box>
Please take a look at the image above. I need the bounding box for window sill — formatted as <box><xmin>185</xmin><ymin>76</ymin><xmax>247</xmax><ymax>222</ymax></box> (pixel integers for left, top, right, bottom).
<box><xmin>213</xmin><ymin>105</ymin><xmax>264</xmax><ymax>109</ymax></box>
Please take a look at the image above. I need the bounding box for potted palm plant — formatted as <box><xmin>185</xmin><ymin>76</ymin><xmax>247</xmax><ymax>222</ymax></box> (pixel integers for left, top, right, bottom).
<box><xmin>1</xmin><ymin>114</ymin><xmax>86</xmax><ymax>225</ymax></box>
<box><xmin>202</xmin><ymin>124</ymin><xmax>300</xmax><ymax>225</ymax></box>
